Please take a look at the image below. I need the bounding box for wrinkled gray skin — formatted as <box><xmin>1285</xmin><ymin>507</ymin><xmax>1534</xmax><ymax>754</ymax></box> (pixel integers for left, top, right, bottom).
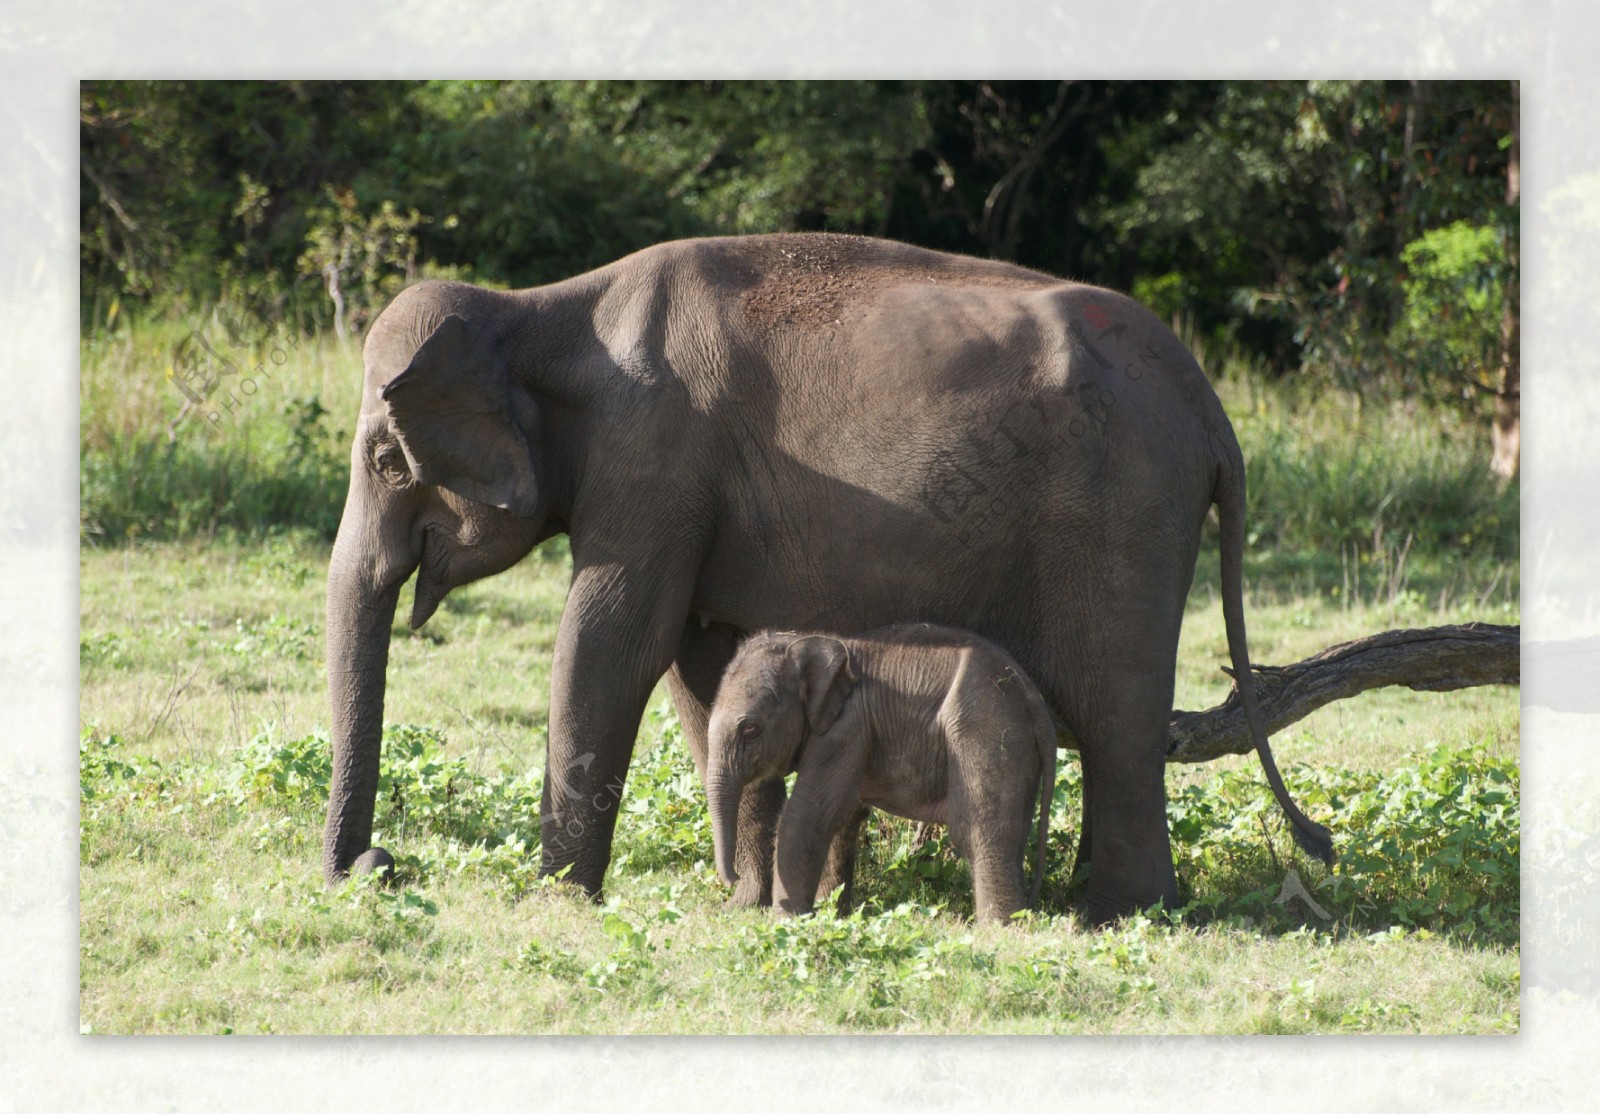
<box><xmin>706</xmin><ymin>626</ymin><xmax>1057</xmax><ymax>923</ymax></box>
<box><xmin>323</xmin><ymin>232</ymin><xmax>1332</xmax><ymax>923</ymax></box>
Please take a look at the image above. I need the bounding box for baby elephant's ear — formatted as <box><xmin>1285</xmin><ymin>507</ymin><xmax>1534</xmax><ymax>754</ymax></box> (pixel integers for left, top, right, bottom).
<box><xmin>794</xmin><ymin>636</ymin><xmax>859</xmax><ymax>734</ymax></box>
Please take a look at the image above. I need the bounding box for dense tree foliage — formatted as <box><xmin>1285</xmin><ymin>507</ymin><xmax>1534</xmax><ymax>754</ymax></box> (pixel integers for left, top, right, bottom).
<box><xmin>80</xmin><ymin>80</ymin><xmax>1517</xmax><ymax>458</ymax></box>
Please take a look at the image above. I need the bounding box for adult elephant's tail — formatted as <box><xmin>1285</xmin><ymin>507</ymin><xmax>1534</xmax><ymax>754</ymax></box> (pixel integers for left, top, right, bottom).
<box><xmin>1215</xmin><ymin>452</ymin><xmax>1335</xmax><ymax>865</ymax></box>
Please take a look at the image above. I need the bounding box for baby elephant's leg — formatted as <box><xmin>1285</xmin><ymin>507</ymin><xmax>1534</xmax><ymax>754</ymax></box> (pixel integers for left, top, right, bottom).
<box><xmin>815</xmin><ymin>805</ymin><xmax>871</xmax><ymax>914</ymax></box>
<box><xmin>774</xmin><ymin>788</ymin><xmax>863</xmax><ymax>917</ymax></box>
<box><xmin>950</xmin><ymin>725</ymin><xmax>1037</xmax><ymax>923</ymax></box>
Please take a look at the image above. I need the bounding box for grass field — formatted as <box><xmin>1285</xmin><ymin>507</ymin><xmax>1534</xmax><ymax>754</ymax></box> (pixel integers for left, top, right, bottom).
<box><xmin>79</xmin><ymin>318</ymin><xmax>1520</xmax><ymax>1034</ymax></box>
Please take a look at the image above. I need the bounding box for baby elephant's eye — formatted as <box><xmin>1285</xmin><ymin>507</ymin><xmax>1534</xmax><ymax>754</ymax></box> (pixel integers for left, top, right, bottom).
<box><xmin>737</xmin><ymin>719</ymin><xmax>762</xmax><ymax>742</ymax></box>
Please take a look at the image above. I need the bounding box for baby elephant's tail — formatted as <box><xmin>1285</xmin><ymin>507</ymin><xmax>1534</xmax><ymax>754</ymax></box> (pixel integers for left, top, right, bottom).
<box><xmin>1029</xmin><ymin>703</ymin><xmax>1057</xmax><ymax>908</ymax></box>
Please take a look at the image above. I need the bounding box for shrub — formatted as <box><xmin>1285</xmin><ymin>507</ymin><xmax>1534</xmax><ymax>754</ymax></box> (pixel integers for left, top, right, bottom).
<box><xmin>1169</xmin><ymin>744</ymin><xmax>1519</xmax><ymax>942</ymax></box>
<box><xmin>1398</xmin><ymin>221</ymin><xmax>1511</xmax><ymax>400</ymax></box>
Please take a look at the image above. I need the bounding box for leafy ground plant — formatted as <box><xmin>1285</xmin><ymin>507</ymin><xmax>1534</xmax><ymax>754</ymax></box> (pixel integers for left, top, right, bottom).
<box><xmin>1165</xmin><ymin>745</ymin><xmax>1519</xmax><ymax>945</ymax></box>
<box><xmin>80</xmin><ymin>695</ymin><xmax>1519</xmax><ymax>1034</ymax></box>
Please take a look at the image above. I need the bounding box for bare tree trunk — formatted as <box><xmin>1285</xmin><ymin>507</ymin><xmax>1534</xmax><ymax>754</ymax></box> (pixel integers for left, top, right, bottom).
<box><xmin>980</xmin><ymin>81</ymin><xmax>1083</xmax><ymax>260</ymax></box>
<box><xmin>324</xmin><ymin>264</ymin><xmax>347</xmax><ymax>344</ymax></box>
<box><xmin>1162</xmin><ymin>623</ymin><xmax>1519</xmax><ymax>763</ymax></box>
<box><xmin>1492</xmin><ymin>79</ymin><xmax>1520</xmax><ymax>481</ymax></box>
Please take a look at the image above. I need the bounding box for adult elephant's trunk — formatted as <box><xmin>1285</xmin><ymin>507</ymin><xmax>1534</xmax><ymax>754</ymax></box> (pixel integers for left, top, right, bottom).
<box><xmin>322</xmin><ymin>525</ymin><xmax>406</xmax><ymax>884</ymax></box>
<box><xmin>708</xmin><ymin>770</ymin><xmax>745</xmax><ymax>887</ymax></box>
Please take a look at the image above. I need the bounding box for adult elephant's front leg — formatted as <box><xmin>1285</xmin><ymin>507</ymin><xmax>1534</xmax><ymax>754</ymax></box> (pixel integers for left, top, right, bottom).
<box><xmin>664</xmin><ymin>621</ymin><xmax>783</xmax><ymax>907</ymax></box>
<box><xmin>538</xmin><ymin>561</ymin><xmax>693</xmax><ymax>896</ymax></box>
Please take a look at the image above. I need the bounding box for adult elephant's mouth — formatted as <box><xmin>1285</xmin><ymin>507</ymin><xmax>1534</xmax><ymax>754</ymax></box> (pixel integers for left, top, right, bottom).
<box><xmin>409</xmin><ymin>527</ymin><xmax>451</xmax><ymax>628</ymax></box>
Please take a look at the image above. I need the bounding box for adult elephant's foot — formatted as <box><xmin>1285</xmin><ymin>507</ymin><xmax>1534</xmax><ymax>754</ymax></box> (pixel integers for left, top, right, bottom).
<box><xmin>536</xmin><ymin>845</ymin><xmax>611</xmax><ymax>900</ymax></box>
<box><xmin>351</xmin><ymin>846</ymin><xmax>396</xmax><ymax>878</ymax></box>
<box><xmin>1083</xmin><ymin>875</ymin><xmax>1179</xmax><ymax>926</ymax></box>
<box><xmin>1081</xmin><ymin>828</ymin><xmax>1178</xmax><ymax>925</ymax></box>
<box><xmin>325</xmin><ymin>845</ymin><xmax>396</xmax><ymax>887</ymax></box>
<box><xmin>772</xmin><ymin>898</ymin><xmax>812</xmax><ymax>919</ymax></box>
<box><xmin>728</xmin><ymin>873</ymin><xmax>771</xmax><ymax>908</ymax></box>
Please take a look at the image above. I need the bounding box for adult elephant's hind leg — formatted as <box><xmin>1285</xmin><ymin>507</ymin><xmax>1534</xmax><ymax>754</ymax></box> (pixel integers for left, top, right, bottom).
<box><xmin>1071</xmin><ymin>761</ymin><xmax>1095</xmax><ymax>880</ymax></box>
<box><xmin>1068</xmin><ymin>633</ymin><xmax>1184</xmax><ymax>921</ymax></box>
<box><xmin>1075</xmin><ymin>716</ymin><xmax>1177</xmax><ymax>915</ymax></box>
<box><xmin>666</xmin><ymin>621</ymin><xmax>781</xmax><ymax>907</ymax></box>
<box><xmin>1035</xmin><ymin>566</ymin><xmax>1189</xmax><ymax>925</ymax></box>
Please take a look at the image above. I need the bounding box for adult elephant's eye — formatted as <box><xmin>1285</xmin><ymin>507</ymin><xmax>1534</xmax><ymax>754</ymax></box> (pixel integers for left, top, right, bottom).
<box><xmin>738</xmin><ymin>719</ymin><xmax>762</xmax><ymax>742</ymax></box>
<box><xmin>370</xmin><ymin>440</ymin><xmax>413</xmax><ymax>487</ymax></box>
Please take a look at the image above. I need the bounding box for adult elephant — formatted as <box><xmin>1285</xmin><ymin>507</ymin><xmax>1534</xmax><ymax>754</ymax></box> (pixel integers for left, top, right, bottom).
<box><xmin>322</xmin><ymin>232</ymin><xmax>1332</xmax><ymax>923</ymax></box>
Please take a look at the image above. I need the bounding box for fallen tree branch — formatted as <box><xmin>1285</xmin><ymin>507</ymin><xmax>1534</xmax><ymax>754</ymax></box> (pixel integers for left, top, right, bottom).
<box><xmin>1166</xmin><ymin>623</ymin><xmax>1520</xmax><ymax>763</ymax></box>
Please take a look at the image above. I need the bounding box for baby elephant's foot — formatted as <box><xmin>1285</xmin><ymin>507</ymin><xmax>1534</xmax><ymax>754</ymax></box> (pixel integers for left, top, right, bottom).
<box><xmin>346</xmin><ymin>846</ymin><xmax>395</xmax><ymax>881</ymax></box>
<box><xmin>973</xmin><ymin>890</ymin><xmax>1030</xmax><ymax>925</ymax></box>
<box><xmin>976</xmin><ymin>908</ymin><xmax>1027</xmax><ymax>926</ymax></box>
<box><xmin>772</xmin><ymin>888</ymin><xmax>816</xmax><ymax>918</ymax></box>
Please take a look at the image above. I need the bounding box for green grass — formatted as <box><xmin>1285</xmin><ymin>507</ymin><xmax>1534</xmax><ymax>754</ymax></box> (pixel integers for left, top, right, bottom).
<box><xmin>79</xmin><ymin>318</ymin><xmax>1521</xmax><ymax>1034</ymax></box>
<box><xmin>79</xmin><ymin>531</ymin><xmax>1519</xmax><ymax>1035</ymax></box>
<box><xmin>1219</xmin><ymin>370</ymin><xmax>1518</xmax><ymax>604</ymax></box>
<box><xmin>79</xmin><ymin>315</ymin><xmax>361</xmax><ymax>542</ymax></box>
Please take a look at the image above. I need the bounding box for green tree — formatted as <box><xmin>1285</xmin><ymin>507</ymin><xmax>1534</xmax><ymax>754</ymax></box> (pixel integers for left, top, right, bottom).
<box><xmin>81</xmin><ymin>78</ymin><xmax>1517</xmax><ymax>475</ymax></box>
<box><xmin>1094</xmin><ymin>80</ymin><xmax>1515</xmax><ymax>461</ymax></box>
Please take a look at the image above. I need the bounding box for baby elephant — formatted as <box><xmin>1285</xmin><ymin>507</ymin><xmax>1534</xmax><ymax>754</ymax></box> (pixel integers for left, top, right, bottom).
<box><xmin>705</xmin><ymin>625</ymin><xmax>1058</xmax><ymax>923</ymax></box>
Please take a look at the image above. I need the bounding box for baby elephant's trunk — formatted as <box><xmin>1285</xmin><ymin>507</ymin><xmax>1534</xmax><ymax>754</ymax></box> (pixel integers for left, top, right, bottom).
<box><xmin>708</xmin><ymin>773</ymin><xmax>743</xmax><ymax>887</ymax></box>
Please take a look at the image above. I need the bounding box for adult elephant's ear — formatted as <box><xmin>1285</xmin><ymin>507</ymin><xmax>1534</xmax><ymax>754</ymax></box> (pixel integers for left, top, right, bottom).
<box><xmin>380</xmin><ymin>314</ymin><xmax>539</xmax><ymax>517</ymax></box>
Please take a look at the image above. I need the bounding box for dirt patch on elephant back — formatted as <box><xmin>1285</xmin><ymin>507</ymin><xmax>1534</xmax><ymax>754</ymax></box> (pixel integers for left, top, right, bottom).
<box><xmin>734</xmin><ymin>233</ymin><xmax>1058</xmax><ymax>328</ymax></box>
